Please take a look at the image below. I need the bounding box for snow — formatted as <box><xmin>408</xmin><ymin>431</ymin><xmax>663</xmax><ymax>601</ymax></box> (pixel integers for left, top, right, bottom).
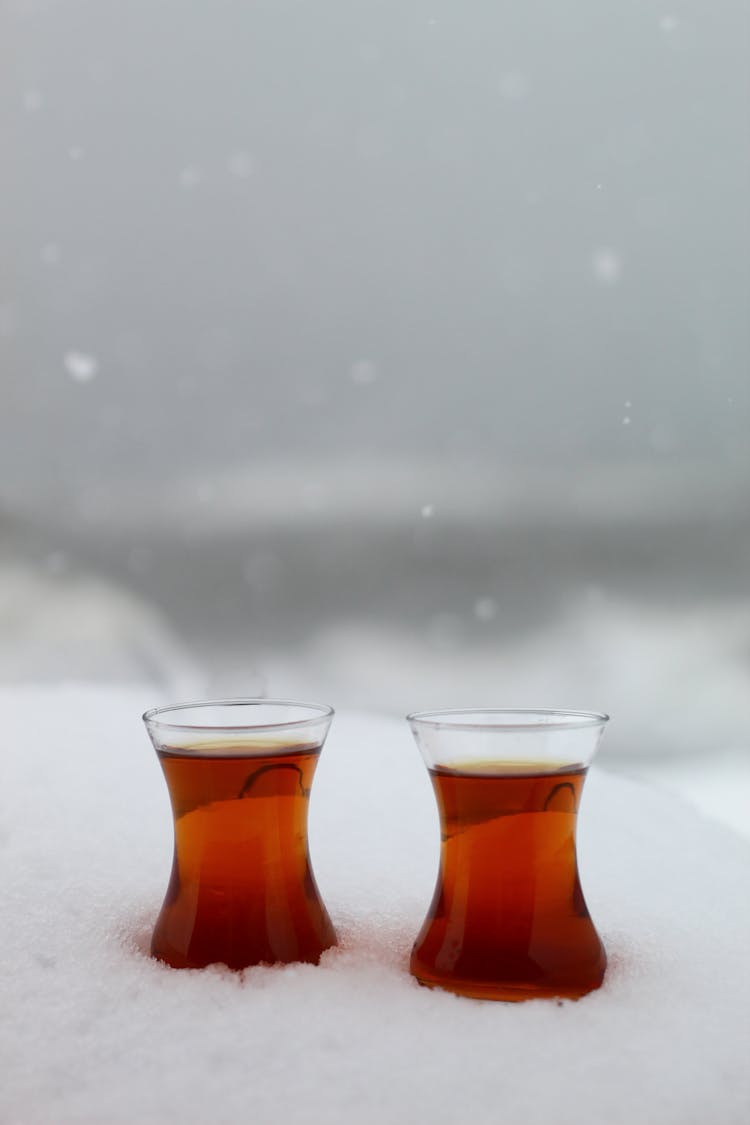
<box><xmin>227</xmin><ymin>151</ymin><xmax>254</xmax><ymax>179</ymax></box>
<box><xmin>22</xmin><ymin>88</ymin><xmax>43</xmax><ymax>112</ymax></box>
<box><xmin>473</xmin><ymin>596</ymin><xmax>498</xmax><ymax>622</ymax></box>
<box><xmin>178</xmin><ymin>165</ymin><xmax>202</xmax><ymax>190</ymax></box>
<box><xmin>498</xmin><ymin>71</ymin><xmax>530</xmax><ymax>102</ymax></box>
<box><xmin>0</xmin><ymin>573</ymin><xmax>201</xmax><ymax>694</ymax></box>
<box><xmin>40</xmin><ymin>242</ymin><xmax>61</xmax><ymax>265</ymax></box>
<box><xmin>64</xmin><ymin>351</ymin><xmax>99</xmax><ymax>383</ymax></box>
<box><xmin>1</xmin><ymin>686</ymin><xmax>749</xmax><ymax>1124</ymax></box>
<box><xmin>628</xmin><ymin>747</ymin><xmax>750</xmax><ymax>841</ymax></box>
<box><xmin>349</xmin><ymin>360</ymin><xmax>378</xmax><ymax>386</ymax></box>
<box><xmin>591</xmin><ymin>248</ymin><xmax>622</xmax><ymax>285</ymax></box>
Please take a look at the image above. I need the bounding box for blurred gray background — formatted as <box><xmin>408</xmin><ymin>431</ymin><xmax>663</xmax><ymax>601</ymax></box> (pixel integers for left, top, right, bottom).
<box><xmin>1</xmin><ymin>1</ymin><xmax>749</xmax><ymax>801</ymax></box>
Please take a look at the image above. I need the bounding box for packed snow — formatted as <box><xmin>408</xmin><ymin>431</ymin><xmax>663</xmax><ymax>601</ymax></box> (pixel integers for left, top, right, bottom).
<box><xmin>1</xmin><ymin>686</ymin><xmax>748</xmax><ymax>1124</ymax></box>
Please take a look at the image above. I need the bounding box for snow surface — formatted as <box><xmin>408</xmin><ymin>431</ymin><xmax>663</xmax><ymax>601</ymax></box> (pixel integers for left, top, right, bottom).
<box><xmin>1</xmin><ymin>686</ymin><xmax>749</xmax><ymax>1125</ymax></box>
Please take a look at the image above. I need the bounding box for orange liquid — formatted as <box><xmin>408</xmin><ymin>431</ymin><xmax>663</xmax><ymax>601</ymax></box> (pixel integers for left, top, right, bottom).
<box><xmin>410</xmin><ymin>762</ymin><xmax>606</xmax><ymax>1000</ymax></box>
<box><xmin>152</xmin><ymin>742</ymin><xmax>336</xmax><ymax>969</ymax></box>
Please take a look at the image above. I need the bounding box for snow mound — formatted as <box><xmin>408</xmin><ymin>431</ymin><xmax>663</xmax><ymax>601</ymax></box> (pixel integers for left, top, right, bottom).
<box><xmin>1</xmin><ymin>687</ymin><xmax>748</xmax><ymax>1124</ymax></box>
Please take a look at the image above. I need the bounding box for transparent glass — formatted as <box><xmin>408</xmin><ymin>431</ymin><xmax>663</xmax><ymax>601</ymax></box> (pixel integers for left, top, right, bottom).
<box><xmin>144</xmin><ymin>699</ymin><xmax>337</xmax><ymax>970</ymax></box>
<box><xmin>408</xmin><ymin>709</ymin><xmax>608</xmax><ymax>1001</ymax></box>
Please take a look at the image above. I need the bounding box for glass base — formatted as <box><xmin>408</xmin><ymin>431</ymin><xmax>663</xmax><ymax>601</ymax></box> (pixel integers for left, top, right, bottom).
<box><xmin>411</xmin><ymin>968</ymin><xmax>605</xmax><ymax>1002</ymax></box>
<box><xmin>151</xmin><ymin>933</ymin><xmax>337</xmax><ymax>972</ymax></box>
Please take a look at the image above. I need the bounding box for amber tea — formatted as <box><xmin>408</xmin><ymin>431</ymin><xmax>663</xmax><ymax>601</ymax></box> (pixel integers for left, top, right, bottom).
<box><xmin>144</xmin><ymin>701</ymin><xmax>337</xmax><ymax>971</ymax></box>
<box><xmin>411</xmin><ymin>761</ymin><xmax>605</xmax><ymax>1000</ymax></box>
<box><xmin>408</xmin><ymin>710</ymin><xmax>608</xmax><ymax>1001</ymax></box>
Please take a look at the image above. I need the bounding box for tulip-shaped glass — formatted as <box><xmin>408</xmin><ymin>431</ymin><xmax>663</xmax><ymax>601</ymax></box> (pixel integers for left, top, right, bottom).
<box><xmin>144</xmin><ymin>699</ymin><xmax>337</xmax><ymax>970</ymax></box>
<box><xmin>408</xmin><ymin>709</ymin><xmax>608</xmax><ymax>1001</ymax></box>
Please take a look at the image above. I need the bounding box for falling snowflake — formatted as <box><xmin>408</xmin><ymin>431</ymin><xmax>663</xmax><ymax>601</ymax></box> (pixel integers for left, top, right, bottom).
<box><xmin>499</xmin><ymin>71</ymin><xmax>530</xmax><ymax>102</ymax></box>
<box><xmin>420</xmin><ymin>504</ymin><xmax>435</xmax><ymax>519</ymax></box>
<box><xmin>591</xmin><ymin>248</ymin><xmax>622</xmax><ymax>285</ymax></box>
<box><xmin>179</xmin><ymin>165</ymin><xmax>202</xmax><ymax>189</ymax></box>
<box><xmin>23</xmin><ymin>89</ymin><xmax>43</xmax><ymax>112</ymax></box>
<box><xmin>474</xmin><ymin>597</ymin><xmax>498</xmax><ymax>623</ymax></box>
<box><xmin>195</xmin><ymin>481</ymin><xmax>215</xmax><ymax>504</ymax></box>
<box><xmin>228</xmin><ymin>151</ymin><xmax>254</xmax><ymax>179</ymax></box>
<box><xmin>350</xmin><ymin>360</ymin><xmax>378</xmax><ymax>385</ymax></box>
<box><xmin>660</xmin><ymin>15</ymin><xmax>678</xmax><ymax>33</ymax></box>
<box><xmin>64</xmin><ymin>351</ymin><xmax>99</xmax><ymax>382</ymax></box>
<box><xmin>41</xmin><ymin>243</ymin><xmax>61</xmax><ymax>265</ymax></box>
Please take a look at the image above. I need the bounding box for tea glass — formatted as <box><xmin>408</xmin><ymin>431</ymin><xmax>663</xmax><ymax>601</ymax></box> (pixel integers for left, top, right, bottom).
<box><xmin>144</xmin><ymin>699</ymin><xmax>337</xmax><ymax>969</ymax></box>
<box><xmin>408</xmin><ymin>708</ymin><xmax>608</xmax><ymax>1000</ymax></box>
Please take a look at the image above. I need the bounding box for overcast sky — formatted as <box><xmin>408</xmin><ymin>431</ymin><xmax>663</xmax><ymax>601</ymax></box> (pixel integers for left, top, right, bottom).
<box><xmin>2</xmin><ymin>0</ymin><xmax>748</xmax><ymax>521</ymax></box>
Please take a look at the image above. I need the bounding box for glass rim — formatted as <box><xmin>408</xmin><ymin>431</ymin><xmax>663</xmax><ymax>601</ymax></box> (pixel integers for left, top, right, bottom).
<box><xmin>142</xmin><ymin>698</ymin><xmax>334</xmax><ymax>734</ymax></box>
<box><xmin>406</xmin><ymin>708</ymin><xmax>610</xmax><ymax>733</ymax></box>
